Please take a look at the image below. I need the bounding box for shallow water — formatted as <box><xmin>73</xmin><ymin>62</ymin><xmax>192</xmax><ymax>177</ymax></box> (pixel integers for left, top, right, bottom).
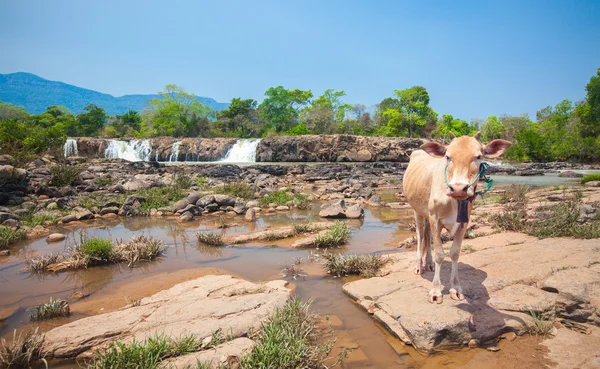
<box><xmin>0</xmin><ymin>174</ymin><xmax>578</xmax><ymax>368</ymax></box>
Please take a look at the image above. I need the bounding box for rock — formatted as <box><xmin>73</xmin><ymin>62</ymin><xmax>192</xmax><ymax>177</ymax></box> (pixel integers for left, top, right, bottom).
<box><xmin>205</xmin><ymin>203</ymin><xmax>219</xmax><ymax>212</ymax></box>
<box><xmin>178</xmin><ymin>212</ymin><xmax>194</xmax><ymax>222</ymax></box>
<box><xmin>36</xmin><ymin>186</ymin><xmax>62</xmax><ymax>198</ymax></box>
<box><xmin>87</xmin><ymin>166</ymin><xmax>105</xmax><ymax>173</ymax></box>
<box><xmin>558</xmin><ymin>171</ymin><xmax>583</xmax><ymax>178</ymax></box>
<box><xmin>2</xmin><ymin>219</ymin><xmax>20</xmax><ymax>227</ymax></box>
<box><xmin>0</xmin><ymin>165</ymin><xmax>27</xmax><ymax>180</ymax></box>
<box><xmin>61</xmin><ymin>215</ymin><xmax>77</xmax><ymax>224</ymax></box>
<box><xmin>0</xmin><ymin>155</ymin><xmax>14</xmax><ymax>166</ymax></box>
<box><xmin>343</xmin><ymin>236</ymin><xmax>600</xmax><ymax>352</ymax></box>
<box><xmin>122</xmin><ymin>179</ymin><xmax>153</xmax><ymax>191</ymax></box>
<box><xmin>186</xmin><ymin>192</ymin><xmax>200</xmax><ymax>205</ymax></box>
<box><xmin>0</xmin><ymin>193</ymin><xmax>8</xmax><ymax>206</ymax></box>
<box><xmin>486</xmin><ymin>346</ymin><xmax>500</xmax><ymax>352</ymax></box>
<box><xmin>233</xmin><ymin>201</ymin><xmax>247</xmax><ymax>215</ymax></box>
<box><xmin>197</xmin><ymin>195</ymin><xmax>215</xmax><ymax>208</ymax></box>
<box><xmin>319</xmin><ymin>199</ymin><xmax>346</xmax><ymax>218</ymax></box>
<box><xmin>244</xmin><ymin>208</ymin><xmax>257</xmax><ymax>222</ymax></box>
<box><xmin>276</xmin><ymin>205</ymin><xmax>289</xmax><ymax>211</ymax></box>
<box><xmin>162</xmin><ymin>338</ymin><xmax>254</xmax><ymax>369</ymax></box>
<box><xmin>99</xmin><ymin>206</ymin><xmax>119</xmax><ymax>215</ymax></box>
<box><xmin>173</xmin><ymin>199</ymin><xmax>190</xmax><ymax>212</ymax></box>
<box><xmin>0</xmin><ymin>250</ymin><xmax>10</xmax><ymax>256</ymax></box>
<box><xmin>468</xmin><ymin>339</ymin><xmax>479</xmax><ymax>348</ymax></box>
<box><xmin>46</xmin><ymin>233</ymin><xmax>66</xmax><ymax>242</ymax></box>
<box><xmin>584</xmin><ymin>181</ymin><xmax>600</xmax><ymax>187</ymax></box>
<box><xmin>514</xmin><ymin>169</ymin><xmax>545</xmax><ymax>176</ymax></box>
<box><xmin>27</xmin><ymin>225</ymin><xmax>50</xmax><ymax>238</ymax></box>
<box><xmin>345</xmin><ymin>204</ymin><xmax>364</xmax><ymax>219</ymax></box>
<box><xmin>0</xmin><ymin>212</ymin><xmax>17</xmax><ymax>223</ymax></box>
<box><xmin>42</xmin><ymin>275</ymin><xmax>290</xmax><ymax>359</ymax></box>
<box><xmin>73</xmin><ymin>207</ymin><xmax>93</xmax><ymax>221</ymax></box>
<box><xmin>214</xmin><ymin>194</ymin><xmax>236</xmax><ymax>207</ymax></box>
<box><xmin>246</xmin><ymin>200</ymin><xmax>259</xmax><ymax>208</ymax></box>
<box><xmin>356</xmin><ymin>149</ymin><xmax>372</xmax><ymax>162</ymax></box>
<box><xmin>46</xmin><ymin>202</ymin><xmax>59</xmax><ymax>210</ymax></box>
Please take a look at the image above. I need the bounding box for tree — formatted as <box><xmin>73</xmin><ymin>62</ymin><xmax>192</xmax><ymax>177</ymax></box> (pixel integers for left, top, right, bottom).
<box><xmin>302</xmin><ymin>89</ymin><xmax>352</xmax><ymax>134</ymax></box>
<box><xmin>216</xmin><ymin>98</ymin><xmax>261</xmax><ymax>137</ymax></box>
<box><xmin>377</xmin><ymin>87</ymin><xmax>437</xmax><ymax>137</ymax></box>
<box><xmin>76</xmin><ymin>104</ymin><xmax>107</xmax><ymax>136</ymax></box>
<box><xmin>111</xmin><ymin>110</ymin><xmax>142</xmax><ymax>137</ymax></box>
<box><xmin>258</xmin><ymin>86</ymin><xmax>313</xmax><ymax>133</ymax></box>
<box><xmin>144</xmin><ymin>85</ymin><xmax>213</xmax><ymax>137</ymax></box>
<box><xmin>480</xmin><ymin>116</ymin><xmax>505</xmax><ymax>141</ymax></box>
<box><xmin>433</xmin><ymin>114</ymin><xmax>476</xmax><ymax>141</ymax></box>
<box><xmin>576</xmin><ymin>68</ymin><xmax>600</xmax><ymax>138</ymax></box>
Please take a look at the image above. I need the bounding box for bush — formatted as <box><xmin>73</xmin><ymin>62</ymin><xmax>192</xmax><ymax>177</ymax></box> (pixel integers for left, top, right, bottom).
<box><xmin>197</xmin><ymin>231</ymin><xmax>224</xmax><ymax>246</ymax></box>
<box><xmin>0</xmin><ymin>328</ymin><xmax>47</xmax><ymax>369</ymax></box>
<box><xmin>49</xmin><ymin>163</ymin><xmax>83</xmax><ymax>187</ymax></box>
<box><xmin>173</xmin><ymin>171</ymin><xmax>193</xmax><ymax>189</ymax></box>
<box><xmin>79</xmin><ymin>238</ymin><xmax>113</xmax><ymax>263</ymax></box>
<box><xmin>134</xmin><ymin>187</ymin><xmax>186</xmax><ymax>214</ymax></box>
<box><xmin>0</xmin><ymin>226</ymin><xmax>26</xmax><ymax>249</ymax></box>
<box><xmin>214</xmin><ymin>181</ymin><xmax>255</xmax><ymax>199</ymax></box>
<box><xmin>323</xmin><ymin>253</ymin><xmax>388</xmax><ymax>277</ymax></box>
<box><xmin>113</xmin><ymin>236</ymin><xmax>166</xmax><ymax>267</ymax></box>
<box><xmin>314</xmin><ymin>221</ymin><xmax>351</xmax><ymax>248</ymax></box>
<box><xmin>259</xmin><ymin>189</ymin><xmax>310</xmax><ymax>208</ymax></box>
<box><xmin>581</xmin><ymin>174</ymin><xmax>600</xmax><ymax>184</ymax></box>
<box><xmin>27</xmin><ymin>297</ymin><xmax>70</xmax><ymax>321</ymax></box>
<box><xmin>240</xmin><ymin>297</ymin><xmax>331</xmax><ymax>369</ymax></box>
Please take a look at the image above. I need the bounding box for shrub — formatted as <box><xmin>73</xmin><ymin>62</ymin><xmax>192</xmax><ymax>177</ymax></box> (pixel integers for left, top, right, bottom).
<box><xmin>49</xmin><ymin>163</ymin><xmax>83</xmax><ymax>187</ymax></box>
<box><xmin>291</xmin><ymin>193</ymin><xmax>310</xmax><ymax>210</ymax></box>
<box><xmin>214</xmin><ymin>181</ymin><xmax>255</xmax><ymax>199</ymax></box>
<box><xmin>113</xmin><ymin>236</ymin><xmax>166</xmax><ymax>267</ymax></box>
<box><xmin>581</xmin><ymin>174</ymin><xmax>600</xmax><ymax>184</ymax></box>
<box><xmin>314</xmin><ymin>221</ymin><xmax>351</xmax><ymax>248</ymax></box>
<box><xmin>197</xmin><ymin>231</ymin><xmax>224</xmax><ymax>246</ymax></box>
<box><xmin>0</xmin><ymin>328</ymin><xmax>47</xmax><ymax>369</ymax></box>
<box><xmin>323</xmin><ymin>253</ymin><xmax>388</xmax><ymax>277</ymax></box>
<box><xmin>259</xmin><ymin>189</ymin><xmax>310</xmax><ymax>208</ymax></box>
<box><xmin>79</xmin><ymin>238</ymin><xmax>113</xmax><ymax>263</ymax></box>
<box><xmin>0</xmin><ymin>226</ymin><xmax>26</xmax><ymax>249</ymax></box>
<box><xmin>240</xmin><ymin>297</ymin><xmax>331</xmax><ymax>369</ymax></box>
<box><xmin>134</xmin><ymin>187</ymin><xmax>186</xmax><ymax>214</ymax></box>
<box><xmin>490</xmin><ymin>185</ymin><xmax>529</xmax><ymax>232</ymax></box>
<box><xmin>195</xmin><ymin>176</ymin><xmax>208</xmax><ymax>189</ymax></box>
<box><xmin>19</xmin><ymin>212</ymin><xmax>60</xmax><ymax>228</ymax></box>
<box><xmin>528</xmin><ymin>199</ymin><xmax>600</xmax><ymax>239</ymax></box>
<box><xmin>173</xmin><ymin>171</ymin><xmax>193</xmax><ymax>189</ymax></box>
<box><xmin>28</xmin><ymin>297</ymin><xmax>70</xmax><ymax>321</ymax></box>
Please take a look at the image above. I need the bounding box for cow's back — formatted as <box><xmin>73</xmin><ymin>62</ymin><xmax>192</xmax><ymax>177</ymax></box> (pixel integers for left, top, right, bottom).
<box><xmin>403</xmin><ymin>150</ymin><xmax>442</xmax><ymax>217</ymax></box>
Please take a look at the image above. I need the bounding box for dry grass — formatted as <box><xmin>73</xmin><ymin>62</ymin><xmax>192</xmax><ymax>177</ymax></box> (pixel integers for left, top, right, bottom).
<box><xmin>323</xmin><ymin>252</ymin><xmax>389</xmax><ymax>277</ymax></box>
<box><xmin>113</xmin><ymin>235</ymin><xmax>167</xmax><ymax>267</ymax></box>
<box><xmin>0</xmin><ymin>328</ymin><xmax>47</xmax><ymax>369</ymax></box>
<box><xmin>196</xmin><ymin>231</ymin><xmax>224</xmax><ymax>246</ymax></box>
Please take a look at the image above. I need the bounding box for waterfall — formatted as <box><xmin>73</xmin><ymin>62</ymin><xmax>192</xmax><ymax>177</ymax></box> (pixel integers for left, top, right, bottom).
<box><xmin>64</xmin><ymin>138</ymin><xmax>78</xmax><ymax>157</ymax></box>
<box><xmin>169</xmin><ymin>141</ymin><xmax>182</xmax><ymax>162</ymax></box>
<box><xmin>220</xmin><ymin>138</ymin><xmax>262</xmax><ymax>163</ymax></box>
<box><xmin>104</xmin><ymin>140</ymin><xmax>152</xmax><ymax>162</ymax></box>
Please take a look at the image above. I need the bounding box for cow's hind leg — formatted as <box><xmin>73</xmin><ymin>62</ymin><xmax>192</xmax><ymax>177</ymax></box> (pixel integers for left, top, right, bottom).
<box><xmin>423</xmin><ymin>219</ymin><xmax>434</xmax><ymax>271</ymax></box>
<box><xmin>428</xmin><ymin>216</ymin><xmax>444</xmax><ymax>304</ymax></box>
<box><xmin>449</xmin><ymin>224</ymin><xmax>467</xmax><ymax>301</ymax></box>
<box><xmin>414</xmin><ymin>212</ymin><xmax>426</xmax><ymax>275</ymax></box>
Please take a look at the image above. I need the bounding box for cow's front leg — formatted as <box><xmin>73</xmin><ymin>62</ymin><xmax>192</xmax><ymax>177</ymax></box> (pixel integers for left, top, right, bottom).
<box><xmin>428</xmin><ymin>216</ymin><xmax>444</xmax><ymax>304</ymax></box>
<box><xmin>449</xmin><ymin>224</ymin><xmax>467</xmax><ymax>301</ymax></box>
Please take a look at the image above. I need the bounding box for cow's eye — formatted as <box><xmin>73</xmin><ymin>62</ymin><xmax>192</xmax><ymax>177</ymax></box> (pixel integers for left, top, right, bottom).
<box><xmin>475</xmin><ymin>155</ymin><xmax>482</xmax><ymax>160</ymax></box>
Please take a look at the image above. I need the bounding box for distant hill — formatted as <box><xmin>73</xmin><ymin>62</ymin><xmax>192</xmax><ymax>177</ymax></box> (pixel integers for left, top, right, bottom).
<box><xmin>0</xmin><ymin>72</ymin><xmax>229</xmax><ymax>115</ymax></box>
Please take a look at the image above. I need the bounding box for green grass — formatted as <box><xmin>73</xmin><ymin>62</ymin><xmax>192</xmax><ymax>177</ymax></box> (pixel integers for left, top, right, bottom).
<box><xmin>80</xmin><ymin>238</ymin><xmax>114</xmax><ymax>264</ymax></box>
<box><xmin>526</xmin><ymin>310</ymin><xmax>555</xmax><ymax>337</ymax></box>
<box><xmin>323</xmin><ymin>253</ymin><xmax>388</xmax><ymax>277</ymax></box>
<box><xmin>314</xmin><ymin>221</ymin><xmax>351</xmax><ymax>248</ymax></box>
<box><xmin>19</xmin><ymin>212</ymin><xmax>60</xmax><ymax>228</ymax></box>
<box><xmin>95</xmin><ymin>177</ymin><xmax>114</xmax><ymax>187</ymax></box>
<box><xmin>214</xmin><ymin>181</ymin><xmax>255</xmax><ymax>199</ymax></box>
<box><xmin>0</xmin><ymin>226</ymin><xmax>27</xmax><ymax>249</ymax></box>
<box><xmin>0</xmin><ymin>328</ymin><xmax>47</xmax><ymax>369</ymax></box>
<box><xmin>196</xmin><ymin>231</ymin><xmax>224</xmax><ymax>246</ymax></box>
<box><xmin>239</xmin><ymin>297</ymin><xmax>331</xmax><ymax>369</ymax></box>
<box><xmin>259</xmin><ymin>190</ymin><xmax>310</xmax><ymax>209</ymax></box>
<box><xmin>195</xmin><ymin>176</ymin><xmax>209</xmax><ymax>189</ymax></box>
<box><xmin>88</xmin><ymin>334</ymin><xmax>206</xmax><ymax>369</ymax></box>
<box><xmin>133</xmin><ymin>187</ymin><xmax>186</xmax><ymax>214</ymax></box>
<box><xmin>27</xmin><ymin>297</ymin><xmax>70</xmax><ymax>321</ymax></box>
<box><xmin>49</xmin><ymin>163</ymin><xmax>84</xmax><ymax>187</ymax></box>
<box><xmin>173</xmin><ymin>171</ymin><xmax>194</xmax><ymax>190</ymax></box>
<box><xmin>581</xmin><ymin>174</ymin><xmax>600</xmax><ymax>184</ymax></box>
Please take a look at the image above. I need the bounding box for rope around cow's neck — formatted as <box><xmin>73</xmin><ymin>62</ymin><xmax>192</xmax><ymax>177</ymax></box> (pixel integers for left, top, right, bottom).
<box><xmin>443</xmin><ymin>161</ymin><xmax>493</xmax><ymax>198</ymax></box>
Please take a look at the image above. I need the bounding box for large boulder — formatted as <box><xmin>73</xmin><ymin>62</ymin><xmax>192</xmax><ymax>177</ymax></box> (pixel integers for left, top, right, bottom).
<box><xmin>42</xmin><ymin>275</ymin><xmax>290</xmax><ymax>359</ymax></box>
<box><xmin>319</xmin><ymin>199</ymin><xmax>364</xmax><ymax>219</ymax></box>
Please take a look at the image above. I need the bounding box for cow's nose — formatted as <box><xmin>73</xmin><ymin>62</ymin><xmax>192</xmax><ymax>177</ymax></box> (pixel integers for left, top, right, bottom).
<box><xmin>448</xmin><ymin>184</ymin><xmax>469</xmax><ymax>198</ymax></box>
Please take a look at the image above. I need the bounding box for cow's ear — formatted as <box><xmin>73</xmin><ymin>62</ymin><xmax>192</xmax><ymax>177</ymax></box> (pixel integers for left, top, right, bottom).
<box><xmin>483</xmin><ymin>139</ymin><xmax>512</xmax><ymax>158</ymax></box>
<box><xmin>421</xmin><ymin>142</ymin><xmax>446</xmax><ymax>158</ymax></box>
<box><xmin>473</xmin><ymin>131</ymin><xmax>481</xmax><ymax>141</ymax></box>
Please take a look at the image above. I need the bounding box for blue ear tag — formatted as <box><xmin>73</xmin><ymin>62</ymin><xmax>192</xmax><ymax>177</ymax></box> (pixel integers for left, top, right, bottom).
<box><xmin>456</xmin><ymin>199</ymin><xmax>470</xmax><ymax>223</ymax></box>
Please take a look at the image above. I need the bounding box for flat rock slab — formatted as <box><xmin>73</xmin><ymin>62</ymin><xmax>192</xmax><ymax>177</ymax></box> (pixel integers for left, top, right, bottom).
<box><xmin>43</xmin><ymin>275</ymin><xmax>290</xmax><ymax>359</ymax></box>
<box><xmin>343</xmin><ymin>236</ymin><xmax>600</xmax><ymax>353</ymax></box>
<box><xmin>161</xmin><ymin>337</ymin><xmax>254</xmax><ymax>369</ymax></box>
<box><xmin>224</xmin><ymin>222</ymin><xmax>332</xmax><ymax>244</ymax></box>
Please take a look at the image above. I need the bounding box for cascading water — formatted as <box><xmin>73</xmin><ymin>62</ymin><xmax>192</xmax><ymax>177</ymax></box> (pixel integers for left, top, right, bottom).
<box><xmin>63</xmin><ymin>138</ymin><xmax>78</xmax><ymax>157</ymax></box>
<box><xmin>169</xmin><ymin>141</ymin><xmax>182</xmax><ymax>162</ymax></box>
<box><xmin>104</xmin><ymin>140</ymin><xmax>152</xmax><ymax>162</ymax></box>
<box><xmin>220</xmin><ymin>138</ymin><xmax>262</xmax><ymax>163</ymax></box>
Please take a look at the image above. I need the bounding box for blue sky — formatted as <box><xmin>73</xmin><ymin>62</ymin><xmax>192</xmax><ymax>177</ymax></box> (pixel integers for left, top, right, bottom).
<box><xmin>1</xmin><ymin>0</ymin><xmax>599</xmax><ymax>121</ymax></box>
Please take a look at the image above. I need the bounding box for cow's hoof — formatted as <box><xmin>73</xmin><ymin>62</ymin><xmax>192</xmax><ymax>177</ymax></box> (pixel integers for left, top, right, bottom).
<box><xmin>414</xmin><ymin>263</ymin><xmax>423</xmax><ymax>275</ymax></box>
<box><xmin>450</xmin><ymin>289</ymin><xmax>464</xmax><ymax>301</ymax></box>
<box><xmin>428</xmin><ymin>290</ymin><xmax>443</xmax><ymax>304</ymax></box>
<box><xmin>425</xmin><ymin>262</ymin><xmax>435</xmax><ymax>272</ymax></box>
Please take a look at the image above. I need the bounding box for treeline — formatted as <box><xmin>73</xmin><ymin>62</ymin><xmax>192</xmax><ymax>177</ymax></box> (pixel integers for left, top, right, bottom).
<box><xmin>1</xmin><ymin>69</ymin><xmax>599</xmax><ymax>163</ymax></box>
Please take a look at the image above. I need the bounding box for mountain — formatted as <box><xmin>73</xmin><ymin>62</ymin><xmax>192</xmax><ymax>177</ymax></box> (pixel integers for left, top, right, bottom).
<box><xmin>0</xmin><ymin>72</ymin><xmax>229</xmax><ymax>115</ymax></box>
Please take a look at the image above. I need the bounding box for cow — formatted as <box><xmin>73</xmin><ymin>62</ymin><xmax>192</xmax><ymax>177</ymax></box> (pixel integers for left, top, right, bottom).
<box><xmin>402</xmin><ymin>132</ymin><xmax>511</xmax><ymax>304</ymax></box>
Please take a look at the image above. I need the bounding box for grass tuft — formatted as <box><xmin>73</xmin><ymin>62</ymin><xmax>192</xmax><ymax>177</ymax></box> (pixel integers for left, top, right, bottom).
<box><xmin>28</xmin><ymin>297</ymin><xmax>70</xmax><ymax>321</ymax></box>
<box><xmin>259</xmin><ymin>189</ymin><xmax>310</xmax><ymax>208</ymax></box>
<box><xmin>197</xmin><ymin>231</ymin><xmax>224</xmax><ymax>246</ymax></box>
<box><xmin>581</xmin><ymin>174</ymin><xmax>600</xmax><ymax>184</ymax></box>
<box><xmin>113</xmin><ymin>235</ymin><xmax>166</xmax><ymax>267</ymax></box>
<box><xmin>526</xmin><ymin>310</ymin><xmax>555</xmax><ymax>337</ymax></box>
<box><xmin>80</xmin><ymin>238</ymin><xmax>114</xmax><ymax>264</ymax></box>
<box><xmin>133</xmin><ymin>187</ymin><xmax>187</xmax><ymax>214</ymax></box>
<box><xmin>19</xmin><ymin>212</ymin><xmax>60</xmax><ymax>228</ymax></box>
<box><xmin>323</xmin><ymin>253</ymin><xmax>388</xmax><ymax>278</ymax></box>
<box><xmin>214</xmin><ymin>181</ymin><xmax>255</xmax><ymax>199</ymax></box>
<box><xmin>0</xmin><ymin>226</ymin><xmax>26</xmax><ymax>249</ymax></box>
<box><xmin>240</xmin><ymin>297</ymin><xmax>331</xmax><ymax>369</ymax></box>
<box><xmin>49</xmin><ymin>163</ymin><xmax>84</xmax><ymax>187</ymax></box>
<box><xmin>314</xmin><ymin>221</ymin><xmax>351</xmax><ymax>248</ymax></box>
<box><xmin>0</xmin><ymin>328</ymin><xmax>47</xmax><ymax>369</ymax></box>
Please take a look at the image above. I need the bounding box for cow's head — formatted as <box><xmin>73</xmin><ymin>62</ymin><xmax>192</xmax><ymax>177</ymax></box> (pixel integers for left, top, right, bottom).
<box><xmin>421</xmin><ymin>132</ymin><xmax>512</xmax><ymax>200</ymax></box>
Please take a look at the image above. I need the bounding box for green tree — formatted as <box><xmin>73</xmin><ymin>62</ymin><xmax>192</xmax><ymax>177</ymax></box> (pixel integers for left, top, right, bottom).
<box><xmin>433</xmin><ymin>114</ymin><xmax>476</xmax><ymax>140</ymax></box>
<box><xmin>377</xmin><ymin>86</ymin><xmax>437</xmax><ymax>137</ymax></box>
<box><xmin>111</xmin><ymin>110</ymin><xmax>142</xmax><ymax>137</ymax></box>
<box><xmin>576</xmin><ymin>68</ymin><xmax>600</xmax><ymax>138</ymax></box>
<box><xmin>143</xmin><ymin>85</ymin><xmax>213</xmax><ymax>137</ymax></box>
<box><xmin>302</xmin><ymin>89</ymin><xmax>352</xmax><ymax>134</ymax></box>
<box><xmin>258</xmin><ymin>86</ymin><xmax>313</xmax><ymax>133</ymax></box>
<box><xmin>216</xmin><ymin>98</ymin><xmax>261</xmax><ymax>137</ymax></box>
<box><xmin>76</xmin><ymin>104</ymin><xmax>107</xmax><ymax>136</ymax></box>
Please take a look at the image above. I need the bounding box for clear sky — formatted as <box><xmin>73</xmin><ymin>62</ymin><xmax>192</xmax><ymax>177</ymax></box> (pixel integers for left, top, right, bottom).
<box><xmin>1</xmin><ymin>0</ymin><xmax>599</xmax><ymax>121</ymax></box>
